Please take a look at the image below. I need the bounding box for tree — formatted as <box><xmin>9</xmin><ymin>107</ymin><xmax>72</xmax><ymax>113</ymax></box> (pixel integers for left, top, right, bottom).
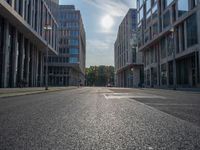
<box><xmin>86</xmin><ymin>66</ymin><xmax>114</xmax><ymax>86</ymax></box>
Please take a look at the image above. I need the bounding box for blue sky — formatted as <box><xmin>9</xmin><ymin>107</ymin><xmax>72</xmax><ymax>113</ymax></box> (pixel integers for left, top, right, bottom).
<box><xmin>59</xmin><ymin>0</ymin><xmax>136</xmax><ymax>67</ymax></box>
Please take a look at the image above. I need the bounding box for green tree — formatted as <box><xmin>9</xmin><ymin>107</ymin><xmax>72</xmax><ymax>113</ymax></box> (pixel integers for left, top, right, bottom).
<box><xmin>86</xmin><ymin>66</ymin><xmax>114</xmax><ymax>86</ymax></box>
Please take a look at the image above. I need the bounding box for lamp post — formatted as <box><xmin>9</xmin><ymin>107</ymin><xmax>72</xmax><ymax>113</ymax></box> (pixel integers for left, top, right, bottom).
<box><xmin>44</xmin><ymin>25</ymin><xmax>52</xmax><ymax>90</ymax></box>
<box><xmin>170</xmin><ymin>28</ymin><xmax>176</xmax><ymax>90</ymax></box>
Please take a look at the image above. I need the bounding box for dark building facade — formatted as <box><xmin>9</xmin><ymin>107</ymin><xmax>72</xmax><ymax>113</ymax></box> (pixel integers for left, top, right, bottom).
<box><xmin>114</xmin><ymin>9</ymin><xmax>143</xmax><ymax>88</ymax></box>
<box><xmin>137</xmin><ymin>0</ymin><xmax>200</xmax><ymax>88</ymax></box>
<box><xmin>47</xmin><ymin>5</ymin><xmax>86</xmax><ymax>86</ymax></box>
<box><xmin>0</xmin><ymin>0</ymin><xmax>58</xmax><ymax>88</ymax></box>
<box><xmin>44</xmin><ymin>0</ymin><xmax>59</xmax><ymax>20</ymax></box>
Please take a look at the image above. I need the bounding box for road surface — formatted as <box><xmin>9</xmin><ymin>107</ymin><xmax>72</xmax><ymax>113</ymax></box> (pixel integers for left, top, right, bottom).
<box><xmin>0</xmin><ymin>87</ymin><xmax>200</xmax><ymax>149</ymax></box>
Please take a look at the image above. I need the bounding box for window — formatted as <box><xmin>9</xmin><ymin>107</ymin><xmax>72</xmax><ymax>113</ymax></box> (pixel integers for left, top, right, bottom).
<box><xmin>146</xmin><ymin>0</ymin><xmax>151</xmax><ymax>12</ymax></box>
<box><xmin>163</xmin><ymin>10</ymin><xmax>170</xmax><ymax>29</ymax></box>
<box><xmin>152</xmin><ymin>22</ymin><xmax>158</xmax><ymax>37</ymax></box>
<box><xmin>139</xmin><ymin>7</ymin><xmax>144</xmax><ymax>22</ymax></box>
<box><xmin>178</xmin><ymin>0</ymin><xmax>189</xmax><ymax>17</ymax></box>
<box><xmin>167</xmin><ymin>33</ymin><xmax>174</xmax><ymax>56</ymax></box>
<box><xmin>69</xmin><ymin>39</ymin><xmax>79</xmax><ymax>46</ymax></box>
<box><xmin>146</xmin><ymin>11</ymin><xmax>151</xmax><ymax>26</ymax></box>
<box><xmin>191</xmin><ymin>0</ymin><xmax>197</xmax><ymax>9</ymax></box>
<box><xmin>69</xmin><ymin>48</ymin><xmax>79</xmax><ymax>54</ymax></box>
<box><xmin>69</xmin><ymin>57</ymin><xmax>78</xmax><ymax>63</ymax></box>
<box><xmin>152</xmin><ymin>3</ymin><xmax>158</xmax><ymax>19</ymax></box>
<box><xmin>70</xmin><ymin>31</ymin><xmax>79</xmax><ymax>37</ymax></box>
<box><xmin>138</xmin><ymin>0</ymin><xmax>144</xmax><ymax>8</ymax></box>
<box><xmin>144</xmin><ymin>30</ymin><xmax>149</xmax><ymax>43</ymax></box>
<box><xmin>161</xmin><ymin>64</ymin><xmax>167</xmax><ymax>85</ymax></box>
<box><xmin>186</xmin><ymin>13</ymin><xmax>198</xmax><ymax>48</ymax></box>
<box><xmin>163</xmin><ymin>0</ymin><xmax>173</xmax><ymax>9</ymax></box>
<box><xmin>161</xmin><ymin>38</ymin><xmax>166</xmax><ymax>58</ymax></box>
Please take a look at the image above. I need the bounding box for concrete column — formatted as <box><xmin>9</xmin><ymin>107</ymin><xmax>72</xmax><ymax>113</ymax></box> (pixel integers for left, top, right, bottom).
<box><xmin>35</xmin><ymin>50</ymin><xmax>39</xmax><ymax>86</ymax></box>
<box><xmin>150</xmin><ymin>68</ymin><xmax>152</xmax><ymax>87</ymax></box>
<box><xmin>198</xmin><ymin>50</ymin><xmax>200</xmax><ymax>85</ymax></box>
<box><xmin>25</xmin><ymin>40</ymin><xmax>30</xmax><ymax>86</ymax></box>
<box><xmin>2</xmin><ymin>20</ymin><xmax>9</xmax><ymax>88</ymax></box>
<box><xmin>197</xmin><ymin>7</ymin><xmax>200</xmax><ymax>86</ymax></box>
<box><xmin>11</xmin><ymin>29</ymin><xmax>18</xmax><ymax>88</ymax></box>
<box><xmin>39</xmin><ymin>52</ymin><xmax>43</xmax><ymax>87</ymax></box>
<box><xmin>166</xmin><ymin>63</ymin><xmax>169</xmax><ymax>87</ymax></box>
<box><xmin>18</xmin><ymin>35</ymin><xmax>25</xmax><ymax>82</ymax></box>
<box><xmin>29</xmin><ymin>45</ymin><xmax>33</xmax><ymax>87</ymax></box>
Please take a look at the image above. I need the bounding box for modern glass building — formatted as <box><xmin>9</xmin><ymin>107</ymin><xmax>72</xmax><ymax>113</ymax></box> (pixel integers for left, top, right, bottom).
<box><xmin>44</xmin><ymin>0</ymin><xmax>59</xmax><ymax>20</ymax></box>
<box><xmin>47</xmin><ymin>5</ymin><xmax>86</xmax><ymax>86</ymax></box>
<box><xmin>0</xmin><ymin>0</ymin><xmax>58</xmax><ymax>88</ymax></box>
<box><xmin>137</xmin><ymin>0</ymin><xmax>200</xmax><ymax>88</ymax></box>
<box><xmin>114</xmin><ymin>9</ymin><xmax>143</xmax><ymax>87</ymax></box>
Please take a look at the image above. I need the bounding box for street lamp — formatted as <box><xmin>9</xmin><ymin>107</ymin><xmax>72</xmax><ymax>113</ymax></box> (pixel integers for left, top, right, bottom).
<box><xmin>170</xmin><ymin>28</ymin><xmax>176</xmax><ymax>90</ymax></box>
<box><xmin>44</xmin><ymin>25</ymin><xmax>52</xmax><ymax>90</ymax></box>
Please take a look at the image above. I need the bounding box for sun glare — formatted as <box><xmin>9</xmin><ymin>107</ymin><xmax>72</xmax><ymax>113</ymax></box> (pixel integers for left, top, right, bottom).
<box><xmin>101</xmin><ymin>15</ymin><xmax>114</xmax><ymax>30</ymax></box>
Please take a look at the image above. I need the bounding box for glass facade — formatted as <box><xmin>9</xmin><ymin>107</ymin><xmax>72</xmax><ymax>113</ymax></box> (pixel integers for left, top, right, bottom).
<box><xmin>186</xmin><ymin>13</ymin><xmax>198</xmax><ymax>48</ymax></box>
<box><xmin>69</xmin><ymin>48</ymin><xmax>79</xmax><ymax>54</ymax></box>
<box><xmin>137</xmin><ymin>0</ymin><xmax>200</xmax><ymax>88</ymax></box>
<box><xmin>48</xmin><ymin>5</ymin><xmax>86</xmax><ymax>86</ymax></box>
<box><xmin>178</xmin><ymin>0</ymin><xmax>189</xmax><ymax>17</ymax></box>
<box><xmin>163</xmin><ymin>10</ymin><xmax>170</xmax><ymax>29</ymax></box>
<box><xmin>69</xmin><ymin>57</ymin><xmax>78</xmax><ymax>63</ymax></box>
<box><xmin>164</xmin><ymin>0</ymin><xmax>173</xmax><ymax>9</ymax></box>
<box><xmin>146</xmin><ymin>0</ymin><xmax>151</xmax><ymax>12</ymax></box>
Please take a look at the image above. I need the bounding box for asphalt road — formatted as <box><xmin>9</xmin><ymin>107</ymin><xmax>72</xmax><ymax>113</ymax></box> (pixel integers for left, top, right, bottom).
<box><xmin>0</xmin><ymin>87</ymin><xmax>200</xmax><ymax>150</ymax></box>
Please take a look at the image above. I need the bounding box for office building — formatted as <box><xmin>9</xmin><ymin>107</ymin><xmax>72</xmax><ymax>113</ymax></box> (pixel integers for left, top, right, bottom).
<box><xmin>44</xmin><ymin>0</ymin><xmax>59</xmax><ymax>20</ymax></box>
<box><xmin>137</xmin><ymin>0</ymin><xmax>200</xmax><ymax>88</ymax></box>
<box><xmin>0</xmin><ymin>0</ymin><xmax>58</xmax><ymax>88</ymax></box>
<box><xmin>48</xmin><ymin>5</ymin><xmax>86</xmax><ymax>86</ymax></box>
<box><xmin>114</xmin><ymin>9</ymin><xmax>143</xmax><ymax>87</ymax></box>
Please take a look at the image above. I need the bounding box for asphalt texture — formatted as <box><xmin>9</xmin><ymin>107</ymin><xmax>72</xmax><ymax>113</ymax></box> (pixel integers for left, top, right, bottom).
<box><xmin>0</xmin><ymin>87</ymin><xmax>200</xmax><ymax>150</ymax></box>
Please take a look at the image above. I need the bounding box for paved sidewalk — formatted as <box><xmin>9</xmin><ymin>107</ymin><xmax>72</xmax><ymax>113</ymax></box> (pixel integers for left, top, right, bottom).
<box><xmin>0</xmin><ymin>87</ymin><xmax>77</xmax><ymax>98</ymax></box>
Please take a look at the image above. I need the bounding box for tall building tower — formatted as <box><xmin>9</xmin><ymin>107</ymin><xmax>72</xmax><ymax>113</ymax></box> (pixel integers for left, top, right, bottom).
<box><xmin>114</xmin><ymin>9</ymin><xmax>143</xmax><ymax>88</ymax></box>
<box><xmin>44</xmin><ymin>0</ymin><xmax>59</xmax><ymax>20</ymax></box>
<box><xmin>0</xmin><ymin>0</ymin><xmax>58</xmax><ymax>88</ymax></box>
<box><xmin>137</xmin><ymin>0</ymin><xmax>200</xmax><ymax>88</ymax></box>
<box><xmin>48</xmin><ymin>5</ymin><xmax>86</xmax><ymax>86</ymax></box>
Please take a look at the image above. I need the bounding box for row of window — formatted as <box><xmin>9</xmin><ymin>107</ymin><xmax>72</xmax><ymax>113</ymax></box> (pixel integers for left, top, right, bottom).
<box><xmin>59</xmin><ymin>12</ymin><xmax>79</xmax><ymax>20</ymax></box>
<box><xmin>144</xmin><ymin>13</ymin><xmax>198</xmax><ymax>67</ymax></box>
<box><xmin>138</xmin><ymin>0</ymin><xmax>197</xmax><ymax>29</ymax></box>
<box><xmin>60</xmin><ymin>22</ymin><xmax>79</xmax><ymax>28</ymax></box>
<box><xmin>59</xmin><ymin>47</ymin><xmax>79</xmax><ymax>55</ymax></box>
<box><xmin>59</xmin><ymin>38</ymin><xmax>79</xmax><ymax>46</ymax></box>
<box><xmin>59</xmin><ymin>30</ymin><xmax>79</xmax><ymax>37</ymax></box>
<box><xmin>5</xmin><ymin>0</ymin><xmax>58</xmax><ymax>51</ymax></box>
<box><xmin>48</xmin><ymin>56</ymin><xmax>79</xmax><ymax>64</ymax></box>
<box><xmin>48</xmin><ymin>67</ymin><xmax>69</xmax><ymax>75</ymax></box>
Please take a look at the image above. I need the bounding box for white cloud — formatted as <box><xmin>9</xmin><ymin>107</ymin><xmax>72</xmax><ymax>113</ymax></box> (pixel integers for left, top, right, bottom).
<box><xmin>83</xmin><ymin>0</ymin><xmax>135</xmax><ymax>17</ymax></box>
<box><xmin>86</xmin><ymin>37</ymin><xmax>115</xmax><ymax>66</ymax></box>
<box><xmin>82</xmin><ymin>0</ymin><xmax>136</xmax><ymax>66</ymax></box>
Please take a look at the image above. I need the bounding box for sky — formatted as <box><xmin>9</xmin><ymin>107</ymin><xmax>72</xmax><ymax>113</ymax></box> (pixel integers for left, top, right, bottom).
<box><xmin>59</xmin><ymin>0</ymin><xmax>136</xmax><ymax>67</ymax></box>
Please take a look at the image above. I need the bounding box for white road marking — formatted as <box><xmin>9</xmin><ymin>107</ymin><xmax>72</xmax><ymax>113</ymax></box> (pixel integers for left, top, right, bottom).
<box><xmin>148</xmin><ymin>147</ymin><xmax>154</xmax><ymax>150</ymax></box>
<box><xmin>103</xmin><ymin>93</ymin><xmax>166</xmax><ymax>100</ymax></box>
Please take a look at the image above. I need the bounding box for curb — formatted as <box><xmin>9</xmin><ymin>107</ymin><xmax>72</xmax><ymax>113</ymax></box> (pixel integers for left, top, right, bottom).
<box><xmin>0</xmin><ymin>87</ymin><xmax>77</xmax><ymax>98</ymax></box>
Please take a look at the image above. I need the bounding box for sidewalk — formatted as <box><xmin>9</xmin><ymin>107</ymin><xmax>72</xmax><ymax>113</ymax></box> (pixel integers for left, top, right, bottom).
<box><xmin>0</xmin><ymin>87</ymin><xmax>77</xmax><ymax>98</ymax></box>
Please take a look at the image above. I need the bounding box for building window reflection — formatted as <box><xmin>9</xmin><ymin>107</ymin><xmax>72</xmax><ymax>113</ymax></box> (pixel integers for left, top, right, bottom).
<box><xmin>186</xmin><ymin>13</ymin><xmax>198</xmax><ymax>48</ymax></box>
<box><xmin>178</xmin><ymin>0</ymin><xmax>189</xmax><ymax>17</ymax></box>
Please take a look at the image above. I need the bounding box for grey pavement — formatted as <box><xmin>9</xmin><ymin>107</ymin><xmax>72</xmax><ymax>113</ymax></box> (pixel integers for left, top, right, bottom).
<box><xmin>0</xmin><ymin>87</ymin><xmax>77</xmax><ymax>98</ymax></box>
<box><xmin>0</xmin><ymin>87</ymin><xmax>200</xmax><ymax>150</ymax></box>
